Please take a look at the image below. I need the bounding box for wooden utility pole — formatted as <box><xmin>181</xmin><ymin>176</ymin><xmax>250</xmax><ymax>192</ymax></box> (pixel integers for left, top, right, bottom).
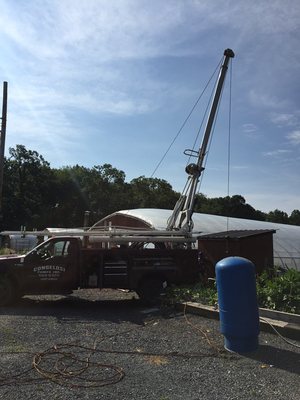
<box><xmin>0</xmin><ymin>81</ymin><xmax>8</xmax><ymax>214</ymax></box>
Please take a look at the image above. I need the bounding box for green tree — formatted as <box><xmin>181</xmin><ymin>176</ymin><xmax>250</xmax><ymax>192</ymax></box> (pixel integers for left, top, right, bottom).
<box><xmin>289</xmin><ymin>209</ymin><xmax>300</xmax><ymax>226</ymax></box>
<box><xmin>51</xmin><ymin>165</ymin><xmax>91</xmax><ymax>227</ymax></box>
<box><xmin>2</xmin><ymin>145</ymin><xmax>56</xmax><ymax>229</ymax></box>
<box><xmin>129</xmin><ymin>176</ymin><xmax>178</xmax><ymax>209</ymax></box>
<box><xmin>266</xmin><ymin>209</ymin><xmax>289</xmax><ymax>224</ymax></box>
<box><xmin>95</xmin><ymin>163</ymin><xmax>126</xmax><ymax>184</ymax></box>
<box><xmin>52</xmin><ymin>164</ymin><xmax>130</xmax><ymax>227</ymax></box>
<box><xmin>2</xmin><ymin>145</ymin><xmax>297</xmax><ymax>230</ymax></box>
<box><xmin>89</xmin><ymin>164</ymin><xmax>130</xmax><ymax>221</ymax></box>
<box><xmin>225</xmin><ymin>195</ymin><xmax>265</xmax><ymax>220</ymax></box>
<box><xmin>194</xmin><ymin>193</ymin><xmax>265</xmax><ymax>221</ymax></box>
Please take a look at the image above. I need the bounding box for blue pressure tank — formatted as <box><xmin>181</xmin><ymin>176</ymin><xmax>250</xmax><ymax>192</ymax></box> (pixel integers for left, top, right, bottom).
<box><xmin>216</xmin><ymin>257</ymin><xmax>259</xmax><ymax>353</ymax></box>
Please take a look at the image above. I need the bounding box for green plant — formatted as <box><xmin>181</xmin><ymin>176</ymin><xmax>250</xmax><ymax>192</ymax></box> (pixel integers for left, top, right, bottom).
<box><xmin>256</xmin><ymin>268</ymin><xmax>300</xmax><ymax>313</ymax></box>
<box><xmin>166</xmin><ymin>282</ymin><xmax>218</xmax><ymax>307</ymax></box>
<box><xmin>166</xmin><ymin>267</ymin><xmax>300</xmax><ymax>314</ymax></box>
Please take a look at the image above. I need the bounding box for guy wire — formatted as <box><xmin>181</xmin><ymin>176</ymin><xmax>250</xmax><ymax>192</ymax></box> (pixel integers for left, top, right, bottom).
<box><xmin>150</xmin><ymin>58</ymin><xmax>223</xmax><ymax>178</ymax></box>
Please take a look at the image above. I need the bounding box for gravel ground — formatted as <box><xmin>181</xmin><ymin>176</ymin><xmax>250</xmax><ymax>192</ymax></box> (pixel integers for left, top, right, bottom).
<box><xmin>0</xmin><ymin>289</ymin><xmax>299</xmax><ymax>400</ymax></box>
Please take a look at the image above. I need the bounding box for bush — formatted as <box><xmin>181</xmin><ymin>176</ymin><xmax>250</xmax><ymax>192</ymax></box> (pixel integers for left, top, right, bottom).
<box><xmin>256</xmin><ymin>268</ymin><xmax>300</xmax><ymax>314</ymax></box>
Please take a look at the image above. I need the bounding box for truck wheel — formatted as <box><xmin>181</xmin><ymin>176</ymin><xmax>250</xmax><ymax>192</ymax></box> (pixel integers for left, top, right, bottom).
<box><xmin>137</xmin><ymin>277</ymin><xmax>168</xmax><ymax>305</ymax></box>
<box><xmin>0</xmin><ymin>276</ymin><xmax>15</xmax><ymax>306</ymax></box>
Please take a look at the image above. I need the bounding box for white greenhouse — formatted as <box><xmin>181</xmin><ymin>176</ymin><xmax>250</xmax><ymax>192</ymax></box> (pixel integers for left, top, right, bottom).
<box><xmin>95</xmin><ymin>208</ymin><xmax>300</xmax><ymax>271</ymax></box>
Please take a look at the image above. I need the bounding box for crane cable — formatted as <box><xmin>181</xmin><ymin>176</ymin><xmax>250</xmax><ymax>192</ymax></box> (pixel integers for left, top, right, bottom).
<box><xmin>150</xmin><ymin>57</ymin><xmax>223</xmax><ymax>178</ymax></box>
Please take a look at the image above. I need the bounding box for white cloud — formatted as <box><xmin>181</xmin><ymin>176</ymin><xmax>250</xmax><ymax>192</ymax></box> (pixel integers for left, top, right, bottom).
<box><xmin>12</xmin><ymin>83</ymin><xmax>153</xmax><ymax>116</ymax></box>
<box><xmin>262</xmin><ymin>149</ymin><xmax>292</xmax><ymax>157</ymax></box>
<box><xmin>1</xmin><ymin>0</ymin><xmax>299</xmax><ymax>62</ymax></box>
<box><xmin>270</xmin><ymin>112</ymin><xmax>300</xmax><ymax>127</ymax></box>
<box><xmin>242</xmin><ymin>123</ymin><xmax>257</xmax><ymax>132</ymax></box>
<box><xmin>242</xmin><ymin>123</ymin><xmax>258</xmax><ymax>136</ymax></box>
<box><xmin>7</xmin><ymin>104</ymin><xmax>84</xmax><ymax>167</ymax></box>
<box><xmin>287</xmin><ymin>130</ymin><xmax>300</xmax><ymax>145</ymax></box>
<box><xmin>249</xmin><ymin>90</ymin><xmax>290</xmax><ymax>110</ymax></box>
<box><xmin>0</xmin><ymin>1</ymin><xmax>198</xmax><ymax>62</ymax></box>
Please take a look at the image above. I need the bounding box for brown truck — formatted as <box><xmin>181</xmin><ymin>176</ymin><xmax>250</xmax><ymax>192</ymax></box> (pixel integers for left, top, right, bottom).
<box><xmin>0</xmin><ymin>236</ymin><xmax>201</xmax><ymax>306</ymax></box>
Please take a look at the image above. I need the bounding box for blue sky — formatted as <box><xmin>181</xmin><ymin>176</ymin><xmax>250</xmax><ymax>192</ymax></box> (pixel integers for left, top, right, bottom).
<box><xmin>0</xmin><ymin>0</ymin><xmax>299</xmax><ymax>214</ymax></box>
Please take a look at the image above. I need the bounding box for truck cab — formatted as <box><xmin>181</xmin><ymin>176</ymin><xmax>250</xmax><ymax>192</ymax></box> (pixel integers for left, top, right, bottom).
<box><xmin>0</xmin><ymin>237</ymin><xmax>81</xmax><ymax>305</ymax></box>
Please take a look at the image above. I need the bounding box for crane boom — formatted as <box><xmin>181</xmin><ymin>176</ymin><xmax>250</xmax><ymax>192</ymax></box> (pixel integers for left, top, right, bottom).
<box><xmin>167</xmin><ymin>48</ymin><xmax>235</xmax><ymax>233</ymax></box>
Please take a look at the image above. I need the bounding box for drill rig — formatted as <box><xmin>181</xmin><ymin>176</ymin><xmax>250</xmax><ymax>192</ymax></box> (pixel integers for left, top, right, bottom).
<box><xmin>167</xmin><ymin>49</ymin><xmax>235</xmax><ymax>235</ymax></box>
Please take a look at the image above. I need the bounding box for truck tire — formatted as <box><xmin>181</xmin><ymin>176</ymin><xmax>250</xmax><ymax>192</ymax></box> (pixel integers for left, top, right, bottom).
<box><xmin>137</xmin><ymin>277</ymin><xmax>168</xmax><ymax>305</ymax></box>
<box><xmin>0</xmin><ymin>276</ymin><xmax>15</xmax><ymax>307</ymax></box>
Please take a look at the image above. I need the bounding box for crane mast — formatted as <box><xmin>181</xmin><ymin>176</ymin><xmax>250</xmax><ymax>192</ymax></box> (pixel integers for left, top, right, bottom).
<box><xmin>167</xmin><ymin>48</ymin><xmax>235</xmax><ymax>233</ymax></box>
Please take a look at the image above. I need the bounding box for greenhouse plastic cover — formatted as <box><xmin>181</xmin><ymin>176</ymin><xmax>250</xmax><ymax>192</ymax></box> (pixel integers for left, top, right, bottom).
<box><xmin>115</xmin><ymin>209</ymin><xmax>300</xmax><ymax>271</ymax></box>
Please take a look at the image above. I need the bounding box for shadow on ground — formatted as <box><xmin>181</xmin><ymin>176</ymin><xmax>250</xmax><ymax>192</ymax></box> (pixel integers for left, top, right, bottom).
<box><xmin>244</xmin><ymin>344</ymin><xmax>300</xmax><ymax>375</ymax></box>
<box><xmin>0</xmin><ymin>290</ymin><xmax>176</xmax><ymax>327</ymax></box>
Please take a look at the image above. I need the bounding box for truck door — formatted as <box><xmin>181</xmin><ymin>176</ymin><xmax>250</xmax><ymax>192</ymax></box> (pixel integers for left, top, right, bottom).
<box><xmin>22</xmin><ymin>238</ymin><xmax>80</xmax><ymax>293</ymax></box>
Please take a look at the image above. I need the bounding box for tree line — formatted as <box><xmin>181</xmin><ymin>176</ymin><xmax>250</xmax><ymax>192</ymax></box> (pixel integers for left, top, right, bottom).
<box><xmin>1</xmin><ymin>145</ymin><xmax>299</xmax><ymax>230</ymax></box>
